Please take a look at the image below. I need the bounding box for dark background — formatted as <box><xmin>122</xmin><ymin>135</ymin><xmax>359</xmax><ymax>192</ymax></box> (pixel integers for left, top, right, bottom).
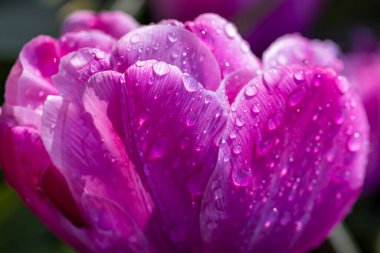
<box><xmin>0</xmin><ymin>0</ymin><xmax>380</xmax><ymax>252</ymax></box>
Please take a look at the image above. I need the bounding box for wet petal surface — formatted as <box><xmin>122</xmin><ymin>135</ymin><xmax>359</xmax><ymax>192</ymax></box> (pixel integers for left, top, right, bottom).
<box><xmin>201</xmin><ymin>65</ymin><xmax>368</xmax><ymax>253</ymax></box>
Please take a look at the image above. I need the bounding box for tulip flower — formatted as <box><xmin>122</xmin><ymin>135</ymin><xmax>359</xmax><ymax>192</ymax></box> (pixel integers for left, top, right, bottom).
<box><xmin>344</xmin><ymin>40</ymin><xmax>380</xmax><ymax>191</ymax></box>
<box><xmin>150</xmin><ymin>0</ymin><xmax>326</xmax><ymax>55</ymax></box>
<box><xmin>0</xmin><ymin>10</ymin><xmax>368</xmax><ymax>253</ymax></box>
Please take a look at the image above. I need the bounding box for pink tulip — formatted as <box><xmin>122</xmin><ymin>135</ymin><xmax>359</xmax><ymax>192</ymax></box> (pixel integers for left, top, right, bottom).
<box><xmin>150</xmin><ymin>0</ymin><xmax>326</xmax><ymax>55</ymax></box>
<box><xmin>0</xmin><ymin>11</ymin><xmax>369</xmax><ymax>253</ymax></box>
<box><xmin>344</xmin><ymin>39</ymin><xmax>380</xmax><ymax>191</ymax></box>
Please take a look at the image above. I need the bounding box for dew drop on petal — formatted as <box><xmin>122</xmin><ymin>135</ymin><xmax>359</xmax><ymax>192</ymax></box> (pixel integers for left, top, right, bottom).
<box><xmin>153</xmin><ymin>61</ymin><xmax>170</xmax><ymax>76</ymax></box>
<box><xmin>186</xmin><ymin>111</ymin><xmax>197</xmax><ymax>127</ymax></box>
<box><xmin>251</xmin><ymin>103</ymin><xmax>261</xmax><ymax>114</ymax></box>
<box><xmin>130</xmin><ymin>33</ymin><xmax>140</xmax><ymax>44</ymax></box>
<box><xmin>287</xmin><ymin>89</ymin><xmax>306</xmax><ymax>107</ymax></box>
<box><xmin>293</xmin><ymin>70</ymin><xmax>305</xmax><ymax>84</ymax></box>
<box><xmin>233</xmin><ymin>145</ymin><xmax>242</xmax><ymax>154</ymax></box>
<box><xmin>267</xmin><ymin>113</ymin><xmax>284</xmax><ymax>131</ymax></box>
<box><xmin>167</xmin><ymin>32</ymin><xmax>178</xmax><ymax>43</ymax></box>
<box><xmin>231</xmin><ymin>169</ymin><xmax>251</xmax><ymax>187</ymax></box>
<box><xmin>347</xmin><ymin>132</ymin><xmax>361</xmax><ymax>152</ymax></box>
<box><xmin>245</xmin><ymin>85</ymin><xmax>258</xmax><ymax>98</ymax></box>
<box><xmin>224</xmin><ymin>22</ymin><xmax>237</xmax><ymax>39</ymax></box>
<box><xmin>235</xmin><ymin>116</ymin><xmax>245</xmax><ymax>127</ymax></box>
<box><xmin>336</xmin><ymin>76</ymin><xmax>349</xmax><ymax>94</ymax></box>
<box><xmin>182</xmin><ymin>75</ymin><xmax>200</xmax><ymax>92</ymax></box>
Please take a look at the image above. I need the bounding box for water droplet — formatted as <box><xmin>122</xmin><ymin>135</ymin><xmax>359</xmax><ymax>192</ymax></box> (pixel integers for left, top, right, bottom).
<box><xmin>251</xmin><ymin>103</ymin><xmax>260</xmax><ymax>114</ymax></box>
<box><xmin>241</xmin><ymin>40</ymin><xmax>250</xmax><ymax>53</ymax></box>
<box><xmin>224</xmin><ymin>22</ymin><xmax>237</xmax><ymax>39</ymax></box>
<box><xmin>335</xmin><ymin>109</ymin><xmax>345</xmax><ymax>125</ymax></box>
<box><xmin>167</xmin><ymin>32</ymin><xmax>178</xmax><ymax>43</ymax></box>
<box><xmin>336</xmin><ymin>76</ymin><xmax>349</xmax><ymax>94</ymax></box>
<box><xmin>135</xmin><ymin>60</ymin><xmax>146</xmax><ymax>67</ymax></box>
<box><xmin>182</xmin><ymin>75</ymin><xmax>199</xmax><ymax>92</ymax></box>
<box><xmin>205</xmin><ymin>94</ymin><xmax>212</xmax><ymax>104</ymax></box>
<box><xmin>347</xmin><ymin>132</ymin><xmax>361</xmax><ymax>152</ymax></box>
<box><xmin>233</xmin><ymin>145</ymin><xmax>242</xmax><ymax>154</ymax></box>
<box><xmin>130</xmin><ymin>33</ymin><xmax>140</xmax><ymax>44</ymax></box>
<box><xmin>263</xmin><ymin>68</ymin><xmax>283</xmax><ymax>87</ymax></box>
<box><xmin>287</xmin><ymin>89</ymin><xmax>306</xmax><ymax>107</ymax></box>
<box><xmin>186</xmin><ymin>111</ymin><xmax>197</xmax><ymax>127</ymax></box>
<box><xmin>312</xmin><ymin>74</ymin><xmax>322</xmax><ymax>87</ymax></box>
<box><xmin>229</xmin><ymin>131</ymin><xmax>237</xmax><ymax>139</ymax></box>
<box><xmin>245</xmin><ymin>85</ymin><xmax>258</xmax><ymax>97</ymax></box>
<box><xmin>267</xmin><ymin>113</ymin><xmax>284</xmax><ymax>131</ymax></box>
<box><xmin>231</xmin><ymin>169</ymin><xmax>251</xmax><ymax>187</ymax></box>
<box><xmin>235</xmin><ymin>116</ymin><xmax>245</xmax><ymax>127</ymax></box>
<box><xmin>70</xmin><ymin>51</ymin><xmax>91</xmax><ymax>67</ymax></box>
<box><xmin>153</xmin><ymin>61</ymin><xmax>170</xmax><ymax>76</ymax></box>
<box><xmin>293</xmin><ymin>70</ymin><xmax>305</xmax><ymax>84</ymax></box>
<box><xmin>256</xmin><ymin>136</ymin><xmax>279</xmax><ymax>156</ymax></box>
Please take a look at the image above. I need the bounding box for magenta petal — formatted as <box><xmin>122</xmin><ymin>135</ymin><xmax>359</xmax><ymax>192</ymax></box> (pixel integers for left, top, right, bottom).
<box><xmin>114</xmin><ymin>60</ymin><xmax>227</xmax><ymax>249</ymax></box>
<box><xmin>218</xmin><ymin>68</ymin><xmax>258</xmax><ymax>104</ymax></box>
<box><xmin>42</xmin><ymin>74</ymin><xmax>156</xmax><ymax>252</ymax></box>
<box><xmin>185</xmin><ymin>13</ymin><xmax>261</xmax><ymax>77</ymax></box>
<box><xmin>59</xmin><ymin>30</ymin><xmax>116</xmax><ymax>55</ymax></box>
<box><xmin>201</xmin><ymin>66</ymin><xmax>368</xmax><ymax>253</ymax></box>
<box><xmin>62</xmin><ymin>10</ymin><xmax>139</xmax><ymax>39</ymax></box>
<box><xmin>111</xmin><ymin>25</ymin><xmax>221</xmax><ymax>91</ymax></box>
<box><xmin>5</xmin><ymin>35</ymin><xmax>60</xmax><ymax>109</ymax></box>
<box><xmin>263</xmin><ymin>33</ymin><xmax>343</xmax><ymax>71</ymax></box>
<box><xmin>52</xmin><ymin>48</ymin><xmax>110</xmax><ymax>102</ymax></box>
<box><xmin>0</xmin><ymin>121</ymin><xmax>92</xmax><ymax>252</ymax></box>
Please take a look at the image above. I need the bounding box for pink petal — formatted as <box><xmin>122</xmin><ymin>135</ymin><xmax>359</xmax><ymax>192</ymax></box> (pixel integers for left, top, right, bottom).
<box><xmin>345</xmin><ymin>51</ymin><xmax>380</xmax><ymax>190</ymax></box>
<box><xmin>62</xmin><ymin>10</ymin><xmax>139</xmax><ymax>39</ymax></box>
<box><xmin>217</xmin><ymin>68</ymin><xmax>258</xmax><ymax>104</ymax></box>
<box><xmin>263</xmin><ymin>33</ymin><xmax>343</xmax><ymax>71</ymax></box>
<box><xmin>0</xmin><ymin>120</ymin><xmax>93</xmax><ymax>252</ymax></box>
<box><xmin>52</xmin><ymin>48</ymin><xmax>111</xmax><ymax>102</ymax></box>
<box><xmin>185</xmin><ymin>13</ymin><xmax>261</xmax><ymax>77</ymax></box>
<box><xmin>5</xmin><ymin>35</ymin><xmax>60</xmax><ymax>110</ymax></box>
<box><xmin>42</xmin><ymin>72</ymin><xmax>157</xmax><ymax>252</ymax></box>
<box><xmin>111</xmin><ymin>60</ymin><xmax>227</xmax><ymax>249</ymax></box>
<box><xmin>59</xmin><ymin>30</ymin><xmax>116</xmax><ymax>55</ymax></box>
<box><xmin>201</xmin><ymin>65</ymin><xmax>368</xmax><ymax>253</ymax></box>
<box><xmin>111</xmin><ymin>25</ymin><xmax>221</xmax><ymax>91</ymax></box>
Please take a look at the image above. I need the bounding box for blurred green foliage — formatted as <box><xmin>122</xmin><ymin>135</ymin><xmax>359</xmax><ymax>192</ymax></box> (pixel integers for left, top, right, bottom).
<box><xmin>0</xmin><ymin>0</ymin><xmax>380</xmax><ymax>252</ymax></box>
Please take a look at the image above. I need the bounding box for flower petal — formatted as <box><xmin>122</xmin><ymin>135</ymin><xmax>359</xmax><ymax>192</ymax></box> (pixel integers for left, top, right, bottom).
<box><xmin>59</xmin><ymin>30</ymin><xmax>116</xmax><ymax>55</ymax></box>
<box><xmin>5</xmin><ymin>35</ymin><xmax>60</xmax><ymax>110</ymax></box>
<box><xmin>217</xmin><ymin>68</ymin><xmax>258</xmax><ymax>104</ymax></box>
<box><xmin>201</xmin><ymin>65</ymin><xmax>368</xmax><ymax>253</ymax></box>
<box><xmin>111</xmin><ymin>25</ymin><xmax>221</xmax><ymax>91</ymax></box>
<box><xmin>263</xmin><ymin>33</ymin><xmax>343</xmax><ymax>71</ymax></box>
<box><xmin>62</xmin><ymin>10</ymin><xmax>139</xmax><ymax>39</ymax></box>
<box><xmin>52</xmin><ymin>48</ymin><xmax>111</xmax><ymax>102</ymax></box>
<box><xmin>42</xmin><ymin>72</ymin><xmax>157</xmax><ymax>252</ymax></box>
<box><xmin>0</xmin><ymin>120</ymin><xmax>92</xmax><ymax>252</ymax></box>
<box><xmin>185</xmin><ymin>14</ymin><xmax>261</xmax><ymax>77</ymax></box>
<box><xmin>110</xmin><ymin>60</ymin><xmax>227</xmax><ymax>249</ymax></box>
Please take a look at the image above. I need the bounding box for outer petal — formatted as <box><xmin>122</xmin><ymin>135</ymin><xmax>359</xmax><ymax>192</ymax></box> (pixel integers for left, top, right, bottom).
<box><xmin>111</xmin><ymin>25</ymin><xmax>221</xmax><ymax>91</ymax></box>
<box><xmin>345</xmin><ymin>51</ymin><xmax>380</xmax><ymax>190</ymax></box>
<box><xmin>5</xmin><ymin>35</ymin><xmax>60</xmax><ymax>110</ymax></box>
<box><xmin>263</xmin><ymin>33</ymin><xmax>343</xmax><ymax>71</ymax></box>
<box><xmin>117</xmin><ymin>60</ymin><xmax>228</xmax><ymax>250</ymax></box>
<box><xmin>201</xmin><ymin>65</ymin><xmax>368</xmax><ymax>253</ymax></box>
<box><xmin>185</xmin><ymin>13</ymin><xmax>261</xmax><ymax>77</ymax></box>
<box><xmin>42</xmin><ymin>86</ymin><xmax>156</xmax><ymax>252</ymax></box>
<box><xmin>0</xmin><ymin>119</ymin><xmax>93</xmax><ymax>252</ymax></box>
<box><xmin>52</xmin><ymin>48</ymin><xmax>111</xmax><ymax>102</ymax></box>
<box><xmin>217</xmin><ymin>68</ymin><xmax>258</xmax><ymax>104</ymax></box>
<box><xmin>62</xmin><ymin>10</ymin><xmax>139</xmax><ymax>39</ymax></box>
<box><xmin>59</xmin><ymin>30</ymin><xmax>116</xmax><ymax>55</ymax></box>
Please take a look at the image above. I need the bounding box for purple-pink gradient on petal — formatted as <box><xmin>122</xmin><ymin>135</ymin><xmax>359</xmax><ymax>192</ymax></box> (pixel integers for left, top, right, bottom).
<box><xmin>151</xmin><ymin>0</ymin><xmax>326</xmax><ymax>55</ymax></box>
<box><xmin>345</xmin><ymin>43</ymin><xmax>380</xmax><ymax>191</ymax></box>
<box><xmin>0</xmin><ymin>10</ymin><xmax>369</xmax><ymax>253</ymax></box>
